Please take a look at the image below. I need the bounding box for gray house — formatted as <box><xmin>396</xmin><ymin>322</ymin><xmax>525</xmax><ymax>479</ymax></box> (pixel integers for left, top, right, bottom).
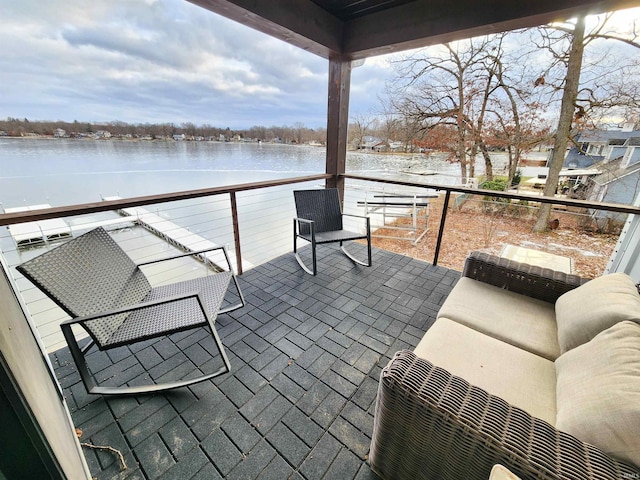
<box><xmin>562</xmin><ymin>127</ymin><xmax>640</xmax><ymax>169</ymax></box>
<box><xmin>569</xmin><ymin>128</ymin><xmax>640</xmax><ymax>226</ymax></box>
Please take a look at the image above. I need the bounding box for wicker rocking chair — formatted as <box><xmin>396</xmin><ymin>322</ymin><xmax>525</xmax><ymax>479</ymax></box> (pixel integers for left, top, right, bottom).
<box><xmin>293</xmin><ymin>188</ymin><xmax>371</xmax><ymax>275</ymax></box>
<box><xmin>17</xmin><ymin>227</ymin><xmax>244</xmax><ymax>395</ymax></box>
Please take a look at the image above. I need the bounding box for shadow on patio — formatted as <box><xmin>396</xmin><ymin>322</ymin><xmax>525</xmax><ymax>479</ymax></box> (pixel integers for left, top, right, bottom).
<box><xmin>51</xmin><ymin>245</ymin><xmax>459</xmax><ymax>479</ymax></box>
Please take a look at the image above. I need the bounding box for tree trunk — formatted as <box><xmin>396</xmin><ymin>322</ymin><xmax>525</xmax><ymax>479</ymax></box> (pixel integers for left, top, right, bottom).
<box><xmin>503</xmin><ymin>87</ymin><xmax>522</xmax><ymax>185</ymax></box>
<box><xmin>480</xmin><ymin>142</ymin><xmax>493</xmax><ymax>180</ymax></box>
<box><xmin>533</xmin><ymin>16</ymin><xmax>585</xmax><ymax>233</ymax></box>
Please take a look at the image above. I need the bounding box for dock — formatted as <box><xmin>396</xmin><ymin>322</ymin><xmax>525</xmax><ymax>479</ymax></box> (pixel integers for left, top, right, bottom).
<box><xmin>4</xmin><ymin>204</ymin><xmax>72</xmax><ymax>247</ymax></box>
<box><xmin>4</xmin><ymin>204</ymin><xmax>137</xmax><ymax>247</ymax></box>
<box><xmin>104</xmin><ymin>196</ymin><xmax>251</xmax><ymax>273</ymax></box>
<box><xmin>358</xmin><ymin>194</ymin><xmax>437</xmax><ymax>245</ymax></box>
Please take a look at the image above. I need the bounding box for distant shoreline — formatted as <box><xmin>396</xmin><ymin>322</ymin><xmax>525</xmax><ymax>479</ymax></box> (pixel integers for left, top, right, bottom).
<box><xmin>0</xmin><ymin>134</ymin><xmax>324</xmax><ymax>147</ymax></box>
<box><xmin>0</xmin><ymin>135</ymin><xmax>428</xmax><ymax>155</ymax></box>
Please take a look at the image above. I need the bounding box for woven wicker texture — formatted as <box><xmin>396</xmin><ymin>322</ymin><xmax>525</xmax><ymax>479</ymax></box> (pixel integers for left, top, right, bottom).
<box><xmin>370</xmin><ymin>350</ymin><xmax>640</xmax><ymax>480</ymax></box>
<box><xmin>17</xmin><ymin>227</ymin><xmax>234</xmax><ymax>350</ymax></box>
<box><xmin>463</xmin><ymin>251</ymin><xmax>589</xmax><ymax>304</ymax></box>
<box><xmin>294</xmin><ymin>188</ymin><xmax>344</xmax><ymax>236</ymax></box>
<box><xmin>105</xmin><ymin>273</ymin><xmax>231</xmax><ymax>348</ymax></box>
<box><xmin>17</xmin><ymin>227</ymin><xmax>151</xmax><ymax>346</ymax></box>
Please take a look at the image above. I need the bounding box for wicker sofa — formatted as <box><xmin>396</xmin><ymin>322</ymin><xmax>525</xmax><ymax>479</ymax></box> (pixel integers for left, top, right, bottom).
<box><xmin>370</xmin><ymin>251</ymin><xmax>640</xmax><ymax>480</ymax></box>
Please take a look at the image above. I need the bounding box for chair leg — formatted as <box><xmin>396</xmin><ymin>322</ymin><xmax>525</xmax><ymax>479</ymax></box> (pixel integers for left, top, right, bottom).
<box><xmin>312</xmin><ymin>237</ymin><xmax>317</xmax><ymax>275</ymax></box>
<box><xmin>293</xmin><ymin>220</ymin><xmax>317</xmax><ymax>275</ymax></box>
<box><xmin>367</xmin><ymin>223</ymin><xmax>372</xmax><ymax>267</ymax></box>
<box><xmin>219</xmin><ymin>274</ymin><xmax>246</xmax><ymax>315</ymax></box>
<box><xmin>62</xmin><ymin>296</ymin><xmax>232</xmax><ymax>396</ymax></box>
<box><xmin>62</xmin><ymin>323</ymin><xmax>99</xmax><ymax>394</ymax></box>
<box><xmin>216</xmin><ymin>247</ymin><xmax>245</xmax><ymax>315</ymax></box>
<box><xmin>294</xmin><ymin>241</ymin><xmax>317</xmax><ymax>275</ymax></box>
<box><xmin>340</xmin><ymin>218</ymin><xmax>372</xmax><ymax>268</ymax></box>
<box><xmin>340</xmin><ymin>241</ymin><xmax>371</xmax><ymax>267</ymax></box>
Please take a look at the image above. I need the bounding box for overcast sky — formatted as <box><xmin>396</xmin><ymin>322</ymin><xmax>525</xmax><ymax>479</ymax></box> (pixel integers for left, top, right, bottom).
<box><xmin>0</xmin><ymin>0</ymin><xmax>395</xmax><ymax>129</ymax></box>
<box><xmin>3</xmin><ymin>2</ymin><xmax>640</xmax><ymax>130</ymax></box>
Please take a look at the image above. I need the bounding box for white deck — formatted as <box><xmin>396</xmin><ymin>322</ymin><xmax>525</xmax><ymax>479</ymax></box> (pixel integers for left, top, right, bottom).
<box><xmin>5</xmin><ymin>204</ymin><xmax>72</xmax><ymax>246</ymax></box>
<box><xmin>5</xmin><ymin>204</ymin><xmax>138</xmax><ymax>247</ymax></box>
<box><xmin>104</xmin><ymin>196</ymin><xmax>252</xmax><ymax>272</ymax></box>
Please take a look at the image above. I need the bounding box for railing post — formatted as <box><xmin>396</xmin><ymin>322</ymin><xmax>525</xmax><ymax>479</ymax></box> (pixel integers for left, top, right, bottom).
<box><xmin>433</xmin><ymin>190</ymin><xmax>451</xmax><ymax>266</ymax></box>
<box><xmin>229</xmin><ymin>192</ymin><xmax>243</xmax><ymax>275</ymax></box>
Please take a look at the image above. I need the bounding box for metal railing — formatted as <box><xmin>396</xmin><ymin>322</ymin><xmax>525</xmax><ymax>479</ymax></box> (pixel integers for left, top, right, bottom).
<box><xmin>342</xmin><ymin>173</ymin><xmax>640</xmax><ymax>266</ymax></box>
<box><xmin>3</xmin><ymin>171</ymin><xmax>639</xmax><ymax>351</ymax></box>
<box><xmin>2</xmin><ymin>172</ymin><xmax>639</xmax><ymax>273</ymax></box>
<box><xmin>0</xmin><ymin>174</ymin><xmax>330</xmax><ymax>275</ymax></box>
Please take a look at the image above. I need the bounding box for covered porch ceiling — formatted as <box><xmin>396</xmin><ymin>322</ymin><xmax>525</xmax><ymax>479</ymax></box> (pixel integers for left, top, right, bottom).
<box><xmin>188</xmin><ymin>0</ymin><xmax>640</xmax><ymax>60</ymax></box>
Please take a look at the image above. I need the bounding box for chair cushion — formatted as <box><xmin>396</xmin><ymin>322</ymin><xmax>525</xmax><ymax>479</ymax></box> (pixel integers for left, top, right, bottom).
<box><xmin>555</xmin><ymin>321</ymin><xmax>640</xmax><ymax>468</ymax></box>
<box><xmin>555</xmin><ymin>272</ymin><xmax>640</xmax><ymax>354</ymax></box>
<box><xmin>437</xmin><ymin>277</ymin><xmax>560</xmax><ymax>360</ymax></box>
<box><xmin>489</xmin><ymin>465</ymin><xmax>521</xmax><ymax>480</ymax></box>
<box><xmin>415</xmin><ymin>318</ymin><xmax>557</xmax><ymax>425</ymax></box>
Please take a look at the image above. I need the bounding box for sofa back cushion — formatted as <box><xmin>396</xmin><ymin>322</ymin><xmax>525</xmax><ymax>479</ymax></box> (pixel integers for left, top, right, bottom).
<box><xmin>555</xmin><ymin>272</ymin><xmax>640</xmax><ymax>354</ymax></box>
<box><xmin>555</xmin><ymin>321</ymin><xmax>640</xmax><ymax>468</ymax></box>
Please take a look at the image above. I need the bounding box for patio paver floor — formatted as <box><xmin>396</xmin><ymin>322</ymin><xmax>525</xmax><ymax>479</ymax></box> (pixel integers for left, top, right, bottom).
<box><xmin>50</xmin><ymin>245</ymin><xmax>459</xmax><ymax>479</ymax></box>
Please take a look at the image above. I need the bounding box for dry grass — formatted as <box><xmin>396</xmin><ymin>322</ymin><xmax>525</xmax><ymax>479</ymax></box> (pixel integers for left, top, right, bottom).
<box><xmin>369</xmin><ymin>194</ymin><xmax>620</xmax><ymax>278</ymax></box>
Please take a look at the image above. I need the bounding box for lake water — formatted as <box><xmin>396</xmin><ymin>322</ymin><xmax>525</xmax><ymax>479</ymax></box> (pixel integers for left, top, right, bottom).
<box><xmin>0</xmin><ymin>138</ymin><xmax>462</xmax><ymax>208</ymax></box>
<box><xmin>0</xmin><ymin>138</ymin><xmax>472</xmax><ymax>269</ymax></box>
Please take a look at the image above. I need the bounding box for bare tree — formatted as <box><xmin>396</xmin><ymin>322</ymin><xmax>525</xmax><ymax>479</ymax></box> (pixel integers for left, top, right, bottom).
<box><xmin>533</xmin><ymin>16</ymin><xmax>586</xmax><ymax>232</ymax></box>
<box><xmin>290</xmin><ymin>122</ymin><xmax>304</xmax><ymax>144</ymax></box>
<box><xmin>375</xmin><ymin>99</ymin><xmax>403</xmax><ymax>144</ymax></box>
<box><xmin>387</xmin><ymin>36</ymin><xmax>508</xmax><ymax>183</ymax></box>
<box><xmin>533</xmin><ymin>12</ymin><xmax>640</xmax><ymax>232</ymax></box>
<box><xmin>181</xmin><ymin>122</ymin><xmax>197</xmax><ymax>138</ymax></box>
<box><xmin>482</xmin><ymin>36</ymin><xmax>554</xmax><ymax>185</ymax></box>
<box><xmin>348</xmin><ymin>113</ymin><xmax>375</xmax><ymax>149</ymax></box>
<box><xmin>247</xmin><ymin>125</ymin><xmax>267</xmax><ymax>141</ymax></box>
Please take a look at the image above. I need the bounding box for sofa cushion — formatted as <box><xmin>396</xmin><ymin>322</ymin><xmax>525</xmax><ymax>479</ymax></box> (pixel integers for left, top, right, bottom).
<box><xmin>555</xmin><ymin>272</ymin><xmax>640</xmax><ymax>354</ymax></box>
<box><xmin>555</xmin><ymin>321</ymin><xmax>640</xmax><ymax>468</ymax></box>
<box><xmin>415</xmin><ymin>318</ymin><xmax>557</xmax><ymax>425</ymax></box>
<box><xmin>437</xmin><ymin>277</ymin><xmax>560</xmax><ymax>360</ymax></box>
<box><xmin>489</xmin><ymin>465</ymin><xmax>521</xmax><ymax>480</ymax></box>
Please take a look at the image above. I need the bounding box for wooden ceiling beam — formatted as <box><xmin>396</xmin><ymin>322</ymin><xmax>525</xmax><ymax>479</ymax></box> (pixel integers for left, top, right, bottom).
<box><xmin>343</xmin><ymin>0</ymin><xmax>640</xmax><ymax>59</ymax></box>
<box><xmin>187</xmin><ymin>0</ymin><xmax>344</xmax><ymax>57</ymax></box>
<box><xmin>188</xmin><ymin>0</ymin><xmax>640</xmax><ymax>60</ymax></box>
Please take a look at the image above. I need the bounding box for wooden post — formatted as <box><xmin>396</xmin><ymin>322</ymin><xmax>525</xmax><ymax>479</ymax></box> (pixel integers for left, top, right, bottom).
<box><xmin>326</xmin><ymin>54</ymin><xmax>352</xmax><ymax>203</ymax></box>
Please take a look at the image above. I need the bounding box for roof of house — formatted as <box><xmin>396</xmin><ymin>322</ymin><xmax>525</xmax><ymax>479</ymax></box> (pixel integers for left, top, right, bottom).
<box><xmin>575</xmin><ymin>129</ymin><xmax>640</xmax><ymax>143</ymax></box>
<box><xmin>563</xmin><ymin>147</ymin><xmax>604</xmax><ymax>169</ymax></box>
<box><xmin>591</xmin><ymin>157</ymin><xmax>640</xmax><ymax>186</ymax></box>
<box><xmin>563</xmin><ymin>129</ymin><xmax>640</xmax><ymax>168</ymax></box>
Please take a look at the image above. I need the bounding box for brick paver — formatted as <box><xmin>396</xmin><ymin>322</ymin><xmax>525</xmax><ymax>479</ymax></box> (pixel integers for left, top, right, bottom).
<box><xmin>52</xmin><ymin>245</ymin><xmax>458</xmax><ymax>479</ymax></box>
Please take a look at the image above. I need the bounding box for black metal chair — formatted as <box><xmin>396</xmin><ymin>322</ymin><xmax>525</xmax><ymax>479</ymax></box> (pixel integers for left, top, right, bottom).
<box><xmin>293</xmin><ymin>188</ymin><xmax>372</xmax><ymax>275</ymax></box>
<box><xmin>17</xmin><ymin>226</ymin><xmax>244</xmax><ymax>395</ymax></box>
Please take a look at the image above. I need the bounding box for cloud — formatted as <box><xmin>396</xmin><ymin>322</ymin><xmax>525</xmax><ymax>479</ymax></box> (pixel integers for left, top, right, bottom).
<box><xmin>351</xmin><ymin>56</ymin><xmax>396</xmax><ymax>116</ymax></box>
<box><xmin>7</xmin><ymin>1</ymin><xmax>637</xmax><ymax>130</ymax></box>
<box><xmin>0</xmin><ymin>0</ymin><xmax>333</xmax><ymax>128</ymax></box>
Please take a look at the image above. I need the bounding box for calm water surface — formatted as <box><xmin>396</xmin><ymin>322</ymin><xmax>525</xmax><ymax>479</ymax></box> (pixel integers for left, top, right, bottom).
<box><xmin>0</xmin><ymin>138</ymin><xmax>460</xmax><ymax>208</ymax></box>
<box><xmin>0</xmin><ymin>139</ymin><xmax>468</xmax><ymax>267</ymax></box>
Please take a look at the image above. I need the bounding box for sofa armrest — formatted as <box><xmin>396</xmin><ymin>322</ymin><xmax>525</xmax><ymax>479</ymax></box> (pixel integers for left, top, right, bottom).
<box><xmin>370</xmin><ymin>350</ymin><xmax>639</xmax><ymax>480</ymax></box>
<box><xmin>462</xmin><ymin>251</ymin><xmax>589</xmax><ymax>303</ymax></box>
